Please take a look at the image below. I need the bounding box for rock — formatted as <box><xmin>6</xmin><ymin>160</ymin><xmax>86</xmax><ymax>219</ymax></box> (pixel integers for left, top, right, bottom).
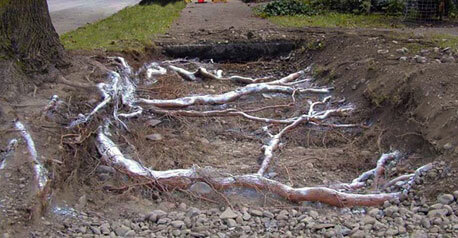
<box><xmin>179</xmin><ymin>202</ymin><xmax>187</xmax><ymax>211</ymax></box>
<box><xmin>146</xmin><ymin>119</ymin><xmax>162</xmax><ymax>127</ymax></box>
<box><xmin>361</xmin><ymin>216</ymin><xmax>376</xmax><ymax>225</ymax></box>
<box><xmin>198</xmin><ymin>138</ymin><xmax>210</xmax><ymax>144</ymax></box>
<box><xmin>189</xmin><ymin>182</ymin><xmax>212</xmax><ymax>195</ymax></box>
<box><xmin>75</xmin><ymin>195</ymin><xmax>87</xmax><ymax>210</ymax></box>
<box><xmin>250</xmin><ymin>209</ymin><xmax>263</xmax><ymax>216</ymax></box>
<box><xmin>443</xmin><ymin>143</ymin><xmax>453</xmax><ymax>150</ymax></box>
<box><xmin>113</xmin><ymin>225</ymin><xmax>130</xmax><ymax>236</ymax></box>
<box><xmin>411</xmin><ymin>230</ymin><xmax>428</xmax><ymax>238</ymax></box>
<box><xmin>385</xmin><ymin>227</ymin><xmax>398</xmax><ymax>236</ymax></box>
<box><xmin>220</xmin><ymin>208</ymin><xmax>238</xmax><ymax>219</ymax></box>
<box><xmin>377</xmin><ymin>49</ymin><xmax>389</xmax><ymax>54</ymax></box>
<box><xmin>146</xmin><ymin>133</ymin><xmax>163</xmax><ymax>141</ymax></box>
<box><xmin>351</xmin><ymin>230</ymin><xmax>365</xmax><ymax>238</ymax></box>
<box><xmin>453</xmin><ymin>190</ymin><xmax>458</xmax><ymax>200</ymax></box>
<box><xmin>263</xmin><ymin>211</ymin><xmax>274</xmax><ymax>219</ymax></box>
<box><xmin>90</xmin><ymin>226</ymin><xmax>101</xmax><ymax>235</ymax></box>
<box><xmin>384</xmin><ymin>206</ymin><xmax>399</xmax><ymax>217</ymax></box>
<box><xmin>226</xmin><ymin>218</ymin><xmax>237</xmax><ymax>227</ymax></box>
<box><xmin>414</xmin><ymin>55</ymin><xmax>427</xmax><ymax>63</ymax></box>
<box><xmin>171</xmin><ymin>220</ymin><xmax>185</xmax><ymax>229</ymax></box>
<box><xmin>100</xmin><ymin>223</ymin><xmax>111</xmax><ymax>234</ymax></box>
<box><xmin>399</xmin><ymin>56</ymin><xmax>408</xmax><ymax>61</ymax></box>
<box><xmin>147</xmin><ymin>210</ymin><xmax>167</xmax><ymax>222</ymax></box>
<box><xmin>242</xmin><ymin>212</ymin><xmax>251</xmax><ymax>221</ymax></box>
<box><xmin>125</xmin><ymin>230</ymin><xmax>136</xmax><ymax>237</ymax></box>
<box><xmin>441</xmin><ymin>56</ymin><xmax>455</xmax><ymax>63</ymax></box>
<box><xmin>437</xmin><ymin>194</ymin><xmax>454</xmax><ymax>204</ymax></box>
<box><xmin>427</xmin><ymin>209</ymin><xmax>448</xmax><ymax>218</ymax></box>
<box><xmin>276</xmin><ymin>210</ymin><xmax>289</xmax><ymax>220</ymax></box>
<box><xmin>396</xmin><ymin>47</ymin><xmax>408</xmax><ymax>54</ymax></box>
<box><xmin>157</xmin><ymin>218</ymin><xmax>171</xmax><ymax>224</ymax></box>
<box><xmin>421</xmin><ymin>218</ymin><xmax>431</xmax><ymax>228</ymax></box>
<box><xmin>186</xmin><ymin>207</ymin><xmax>201</xmax><ymax>217</ymax></box>
<box><xmin>420</xmin><ymin>49</ymin><xmax>429</xmax><ymax>56</ymax></box>
<box><xmin>309</xmin><ymin>210</ymin><xmax>319</xmax><ymax>218</ymax></box>
<box><xmin>367</xmin><ymin>208</ymin><xmax>380</xmax><ymax>218</ymax></box>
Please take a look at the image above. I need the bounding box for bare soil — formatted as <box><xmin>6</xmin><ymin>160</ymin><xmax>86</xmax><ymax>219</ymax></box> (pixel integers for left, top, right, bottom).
<box><xmin>0</xmin><ymin>1</ymin><xmax>457</xmax><ymax>237</ymax></box>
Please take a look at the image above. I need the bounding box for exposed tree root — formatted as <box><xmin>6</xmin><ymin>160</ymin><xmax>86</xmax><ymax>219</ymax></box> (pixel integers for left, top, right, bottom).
<box><xmin>52</xmin><ymin>57</ymin><xmax>432</xmax><ymax>208</ymax></box>
<box><xmin>14</xmin><ymin>121</ymin><xmax>50</xmax><ymax>220</ymax></box>
<box><xmin>95</xmin><ymin>125</ymin><xmax>433</xmax><ymax>207</ymax></box>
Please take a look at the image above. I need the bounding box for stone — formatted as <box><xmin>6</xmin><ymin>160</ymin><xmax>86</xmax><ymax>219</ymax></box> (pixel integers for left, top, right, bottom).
<box><xmin>157</xmin><ymin>218</ymin><xmax>171</xmax><ymax>224</ymax></box>
<box><xmin>351</xmin><ymin>230</ymin><xmax>365</xmax><ymax>238</ymax></box>
<box><xmin>146</xmin><ymin>133</ymin><xmax>163</xmax><ymax>141</ymax></box>
<box><xmin>309</xmin><ymin>210</ymin><xmax>319</xmax><ymax>218</ymax></box>
<box><xmin>147</xmin><ymin>210</ymin><xmax>167</xmax><ymax>222</ymax></box>
<box><xmin>396</xmin><ymin>47</ymin><xmax>408</xmax><ymax>54</ymax></box>
<box><xmin>113</xmin><ymin>225</ymin><xmax>130</xmax><ymax>236</ymax></box>
<box><xmin>146</xmin><ymin>119</ymin><xmax>162</xmax><ymax>127</ymax></box>
<box><xmin>189</xmin><ymin>182</ymin><xmax>212</xmax><ymax>195</ymax></box>
<box><xmin>242</xmin><ymin>212</ymin><xmax>251</xmax><ymax>221</ymax></box>
<box><xmin>361</xmin><ymin>216</ymin><xmax>376</xmax><ymax>225</ymax></box>
<box><xmin>171</xmin><ymin>220</ymin><xmax>185</xmax><ymax>229</ymax></box>
<box><xmin>125</xmin><ymin>230</ymin><xmax>136</xmax><ymax>237</ymax></box>
<box><xmin>453</xmin><ymin>190</ymin><xmax>458</xmax><ymax>200</ymax></box>
<box><xmin>263</xmin><ymin>211</ymin><xmax>274</xmax><ymax>219</ymax></box>
<box><xmin>100</xmin><ymin>223</ymin><xmax>111</xmax><ymax>234</ymax></box>
<box><xmin>427</xmin><ymin>209</ymin><xmax>448</xmax><ymax>218</ymax></box>
<box><xmin>75</xmin><ymin>195</ymin><xmax>87</xmax><ymax>210</ymax></box>
<box><xmin>220</xmin><ymin>208</ymin><xmax>238</xmax><ymax>219</ymax></box>
<box><xmin>399</xmin><ymin>56</ymin><xmax>408</xmax><ymax>61</ymax></box>
<box><xmin>226</xmin><ymin>218</ymin><xmax>237</xmax><ymax>227</ymax></box>
<box><xmin>385</xmin><ymin>227</ymin><xmax>398</xmax><ymax>236</ymax></box>
<box><xmin>367</xmin><ymin>208</ymin><xmax>380</xmax><ymax>217</ymax></box>
<box><xmin>178</xmin><ymin>202</ymin><xmax>187</xmax><ymax>211</ymax></box>
<box><xmin>186</xmin><ymin>207</ymin><xmax>201</xmax><ymax>217</ymax></box>
<box><xmin>414</xmin><ymin>55</ymin><xmax>427</xmax><ymax>63</ymax></box>
<box><xmin>377</xmin><ymin>49</ymin><xmax>389</xmax><ymax>54</ymax></box>
<box><xmin>421</xmin><ymin>218</ymin><xmax>431</xmax><ymax>228</ymax></box>
<box><xmin>411</xmin><ymin>230</ymin><xmax>428</xmax><ymax>238</ymax></box>
<box><xmin>90</xmin><ymin>226</ymin><xmax>101</xmax><ymax>235</ymax></box>
<box><xmin>437</xmin><ymin>194</ymin><xmax>454</xmax><ymax>204</ymax></box>
<box><xmin>250</xmin><ymin>209</ymin><xmax>263</xmax><ymax>216</ymax></box>
<box><xmin>384</xmin><ymin>206</ymin><xmax>399</xmax><ymax>217</ymax></box>
<box><xmin>441</xmin><ymin>56</ymin><xmax>455</xmax><ymax>63</ymax></box>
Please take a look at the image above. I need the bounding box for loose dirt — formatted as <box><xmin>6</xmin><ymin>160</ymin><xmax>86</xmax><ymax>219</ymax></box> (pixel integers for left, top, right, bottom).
<box><xmin>0</xmin><ymin>1</ymin><xmax>457</xmax><ymax>237</ymax></box>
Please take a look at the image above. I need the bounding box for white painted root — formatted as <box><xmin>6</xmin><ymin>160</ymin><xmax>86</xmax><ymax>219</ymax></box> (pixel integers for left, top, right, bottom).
<box><xmin>138</xmin><ymin>83</ymin><xmax>332</xmax><ymax>108</ymax></box>
<box><xmin>15</xmin><ymin>121</ymin><xmax>48</xmax><ymax>191</ymax></box>
<box><xmin>95</xmin><ymin>127</ymin><xmax>403</xmax><ymax>207</ymax></box>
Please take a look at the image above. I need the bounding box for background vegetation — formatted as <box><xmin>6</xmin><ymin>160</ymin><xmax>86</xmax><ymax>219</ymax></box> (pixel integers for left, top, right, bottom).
<box><xmin>61</xmin><ymin>1</ymin><xmax>186</xmax><ymax>51</ymax></box>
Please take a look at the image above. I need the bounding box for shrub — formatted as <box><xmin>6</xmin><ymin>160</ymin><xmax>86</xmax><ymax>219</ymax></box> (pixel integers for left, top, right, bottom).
<box><xmin>261</xmin><ymin>0</ymin><xmax>318</xmax><ymax>16</ymax></box>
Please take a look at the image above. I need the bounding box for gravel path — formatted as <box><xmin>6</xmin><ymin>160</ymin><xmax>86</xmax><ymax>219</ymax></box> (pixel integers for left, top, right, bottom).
<box><xmin>167</xmin><ymin>0</ymin><xmax>275</xmax><ymax>34</ymax></box>
<box><xmin>47</xmin><ymin>0</ymin><xmax>141</xmax><ymax>34</ymax></box>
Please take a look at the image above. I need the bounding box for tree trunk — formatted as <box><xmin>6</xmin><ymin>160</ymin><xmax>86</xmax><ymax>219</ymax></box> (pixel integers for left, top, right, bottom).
<box><xmin>0</xmin><ymin>0</ymin><xmax>67</xmax><ymax>100</ymax></box>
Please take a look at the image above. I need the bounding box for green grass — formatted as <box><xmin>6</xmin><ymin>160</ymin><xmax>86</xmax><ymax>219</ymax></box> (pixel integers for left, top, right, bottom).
<box><xmin>268</xmin><ymin>13</ymin><xmax>403</xmax><ymax>29</ymax></box>
<box><xmin>430</xmin><ymin>34</ymin><xmax>458</xmax><ymax>50</ymax></box>
<box><xmin>61</xmin><ymin>2</ymin><xmax>186</xmax><ymax>51</ymax></box>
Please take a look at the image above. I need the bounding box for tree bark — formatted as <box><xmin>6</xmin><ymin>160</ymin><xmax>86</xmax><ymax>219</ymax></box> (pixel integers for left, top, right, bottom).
<box><xmin>0</xmin><ymin>0</ymin><xmax>67</xmax><ymax>100</ymax></box>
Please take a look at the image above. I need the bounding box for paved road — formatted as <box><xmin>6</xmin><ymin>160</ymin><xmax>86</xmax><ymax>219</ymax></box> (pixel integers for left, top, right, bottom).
<box><xmin>47</xmin><ymin>0</ymin><xmax>141</xmax><ymax>34</ymax></box>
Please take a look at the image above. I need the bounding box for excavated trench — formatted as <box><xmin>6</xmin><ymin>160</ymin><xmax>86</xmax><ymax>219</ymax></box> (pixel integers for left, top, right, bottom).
<box><xmin>162</xmin><ymin>40</ymin><xmax>297</xmax><ymax>62</ymax></box>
